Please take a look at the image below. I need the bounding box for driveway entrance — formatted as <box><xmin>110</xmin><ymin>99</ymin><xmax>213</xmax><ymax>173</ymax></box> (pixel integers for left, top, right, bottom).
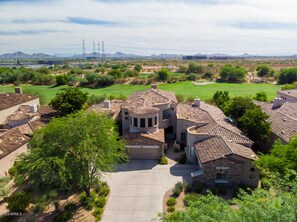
<box><xmin>102</xmin><ymin>160</ymin><xmax>196</xmax><ymax>222</ymax></box>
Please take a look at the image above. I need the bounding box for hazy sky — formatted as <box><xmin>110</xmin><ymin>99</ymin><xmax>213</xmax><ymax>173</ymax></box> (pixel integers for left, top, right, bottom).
<box><xmin>0</xmin><ymin>0</ymin><xmax>297</xmax><ymax>55</ymax></box>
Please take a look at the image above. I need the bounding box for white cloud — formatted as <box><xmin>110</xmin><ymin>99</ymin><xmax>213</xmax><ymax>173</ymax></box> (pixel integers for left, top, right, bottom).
<box><xmin>0</xmin><ymin>0</ymin><xmax>296</xmax><ymax>55</ymax></box>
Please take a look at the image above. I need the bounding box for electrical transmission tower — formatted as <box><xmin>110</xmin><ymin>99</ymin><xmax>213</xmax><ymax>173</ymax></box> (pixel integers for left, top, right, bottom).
<box><xmin>97</xmin><ymin>41</ymin><xmax>101</xmax><ymax>60</ymax></box>
<box><xmin>82</xmin><ymin>39</ymin><xmax>86</xmax><ymax>59</ymax></box>
<box><xmin>102</xmin><ymin>41</ymin><xmax>105</xmax><ymax>60</ymax></box>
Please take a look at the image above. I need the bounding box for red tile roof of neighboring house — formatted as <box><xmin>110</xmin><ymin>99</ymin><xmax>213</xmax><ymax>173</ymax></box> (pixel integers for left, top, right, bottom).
<box><xmin>0</xmin><ymin>92</ymin><xmax>38</xmax><ymax>111</ymax></box>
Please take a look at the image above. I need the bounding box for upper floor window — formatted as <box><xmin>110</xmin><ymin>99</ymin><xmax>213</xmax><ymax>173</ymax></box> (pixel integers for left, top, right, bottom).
<box><xmin>133</xmin><ymin>118</ymin><xmax>138</xmax><ymax>127</ymax></box>
<box><xmin>140</xmin><ymin>118</ymin><xmax>145</xmax><ymax>128</ymax></box>
<box><xmin>148</xmin><ymin>118</ymin><xmax>153</xmax><ymax>127</ymax></box>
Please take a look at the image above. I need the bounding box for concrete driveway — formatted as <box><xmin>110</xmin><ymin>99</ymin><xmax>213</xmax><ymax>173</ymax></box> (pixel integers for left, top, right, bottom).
<box><xmin>101</xmin><ymin>160</ymin><xmax>196</xmax><ymax>222</ymax></box>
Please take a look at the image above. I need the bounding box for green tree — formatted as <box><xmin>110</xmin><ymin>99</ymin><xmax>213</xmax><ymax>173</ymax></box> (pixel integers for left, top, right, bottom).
<box><xmin>49</xmin><ymin>87</ymin><xmax>88</xmax><ymax>116</ymax></box>
<box><xmin>254</xmin><ymin>91</ymin><xmax>268</xmax><ymax>102</ymax></box>
<box><xmin>256</xmin><ymin>136</ymin><xmax>297</xmax><ymax>175</ymax></box>
<box><xmin>157</xmin><ymin>68</ymin><xmax>171</xmax><ymax>81</ymax></box>
<box><xmin>108</xmin><ymin>69</ymin><xmax>123</xmax><ymax>79</ymax></box>
<box><xmin>256</xmin><ymin>64</ymin><xmax>274</xmax><ymax>77</ymax></box>
<box><xmin>226</xmin><ymin>96</ymin><xmax>254</xmax><ymax>120</ymax></box>
<box><xmin>134</xmin><ymin>64</ymin><xmax>142</xmax><ymax>72</ymax></box>
<box><xmin>56</xmin><ymin>74</ymin><xmax>70</xmax><ymax>86</ymax></box>
<box><xmin>278</xmin><ymin>68</ymin><xmax>297</xmax><ymax>84</ymax></box>
<box><xmin>220</xmin><ymin>64</ymin><xmax>247</xmax><ymax>83</ymax></box>
<box><xmin>14</xmin><ymin>111</ymin><xmax>127</xmax><ymax>196</ymax></box>
<box><xmin>237</xmin><ymin>107</ymin><xmax>271</xmax><ymax>143</ymax></box>
<box><xmin>213</xmin><ymin>91</ymin><xmax>230</xmax><ymax>111</ymax></box>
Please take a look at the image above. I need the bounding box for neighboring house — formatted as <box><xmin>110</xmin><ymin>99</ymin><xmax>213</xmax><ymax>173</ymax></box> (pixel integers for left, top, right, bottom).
<box><xmin>255</xmin><ymin>100</ymin><xmax>297</xmax><ymax>147</ymax></box>
<box><xmin>0</xmin><ymin>88</ymin><xmax>39</xmax><ymax>125</ymax></box>
<box><xmin>277</xmin><ymin>88</ymin><xmax>297</xmax><ymax>102</ymax></box>
<box><xmin>92</xmin><ymin>85</ymin><xmax>259</xmax><ymax>187</ymax></box>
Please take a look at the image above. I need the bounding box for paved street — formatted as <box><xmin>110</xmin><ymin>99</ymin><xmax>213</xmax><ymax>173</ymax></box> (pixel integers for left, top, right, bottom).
<box><xmin>102</xmin><ymin>160</ymin><xmax>196</xmax><ymax>222</ymax></box>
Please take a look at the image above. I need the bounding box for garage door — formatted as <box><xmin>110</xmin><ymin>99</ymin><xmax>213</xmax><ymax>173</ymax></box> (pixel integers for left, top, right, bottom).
<box><xmin>126</xmin><ymin>146</ymin><xmax>161</xmax><ymax>160</ymax></box>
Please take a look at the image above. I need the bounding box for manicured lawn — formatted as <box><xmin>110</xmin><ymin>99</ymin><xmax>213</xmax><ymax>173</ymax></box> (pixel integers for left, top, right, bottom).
<box><xmin>0</xmin><ymin>82</ymin><xmax>282</xmax><ymax>104</ymax></box>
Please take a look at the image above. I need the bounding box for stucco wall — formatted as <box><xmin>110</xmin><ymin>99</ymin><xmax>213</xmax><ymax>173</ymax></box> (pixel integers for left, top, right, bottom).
<box><xmin>0</xmin><ymin>144</ymin><xmax>28</xmax><ymax>176</ymax></box>
<box><xmin>0</xmin><ymin>98</ymin><xmax>40</xmax><ymax>125</ymax></box>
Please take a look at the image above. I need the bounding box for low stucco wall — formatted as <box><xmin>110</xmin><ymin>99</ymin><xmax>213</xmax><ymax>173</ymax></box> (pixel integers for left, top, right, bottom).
<box><xmin>0</xmin><ymin>144</ymin><xmax>28</xmax><ymax>176</ymax></box>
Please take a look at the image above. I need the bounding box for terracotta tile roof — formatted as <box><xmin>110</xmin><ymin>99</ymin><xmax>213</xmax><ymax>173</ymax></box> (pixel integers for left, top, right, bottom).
<box><xmin>123</xmin><ymin>129</ymin><xmax>165</xmax><ymax>146</ymax></box>
<box><xmin>177</xmin><ymin>102</ymin><xmax>253</xmax><ymax>145</ymax></box>
<box><xmin>7</xmin><ymin>105</ymin><xmax>39</xmax><ymax>121</ymax></box>
<box><xmin>195</xmin><ymin>136</ymin><xmax>257</xmax><ymax>164</ymax></box>
<box><xmin>0</xmin><ymin>92</ymin><xmax>38</xmax><ymax>111</ymax></box>
<box><xmin>195</xmin><ymin>136</ymin><xmax>232</xmax><ymax>163</ymax></box>
<box><xmin>0</xmin><ymin>127</ymin><xmax>30</xmax><ymax>159</ymax></box>
<box><xmin>89</xmin><ymin>100</ymin><xmax>123</xmax><ymax>119</ymax></box>
<box><xmin>278</xmin><ymin>89</ymin><xmax>297</xmax><ymax>99</ymax></box>
<box><xmin>255</xmin><ymin>101</ymin><xmax>297</xmax><ymax>142</ymax></box>
<box><xmin>123</xmin><ymin>88</ymin><xmax>177</xmax><ymax>110</ymax></box>
<box><xmin>129</xmin><ymin>107</ymin><xmax>159</xmax><ymax>115</ymax></box>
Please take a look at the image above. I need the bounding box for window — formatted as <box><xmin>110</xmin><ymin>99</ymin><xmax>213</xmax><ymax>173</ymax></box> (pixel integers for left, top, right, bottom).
<box><xmin>133</xmin><ymin>118</ymin><xmax>138</xmax><ymax>127</ymax></box>
<box><xmin>155</xmin><ymin>116</ymin><xmax>157</xmax><ymax>125</ymax></box>
<box><xmin>125</xmin><ymin>111</ymin><xmax>129</xmax><ymax>115</ymax></box>
<box><xmin>148</xmin><ymin>118</ymin><xmax>153</xmax><ymax>127</ymax></box>
<box><xmin>140</xmin><ymin>118</ymin><xmax>145</xmax><ymax>128</ymax></box>
<box><xmin>216</xmin><ymin>169</ymin><xmax>227</xmax><ymax>180</ymax></box>
<box><xmin>181</xmin><ymin>132</ymin><xmax>186</xmax><ymax>141</ymax></box>
<box><xmin>188</xmin><ymin>146</ymin><xmax>195</xmax><ymax>156</ymax></box>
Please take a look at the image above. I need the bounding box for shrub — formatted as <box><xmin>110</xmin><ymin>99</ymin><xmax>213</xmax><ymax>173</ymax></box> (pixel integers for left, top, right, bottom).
<box><xmin>159</xmin><ymin>156</ymin><xmax>168</xmax><ymax>165</ymax></box>
<box><xmin>178</xmin><ymin>154</ymin><xmax>187</xmax><ymax>164</ymax></box>
<box><xmin>92</xmin><ymin>208</ymin><xmax>104</xmax><ymax>221</ymax></box>
<box><xmin>53</xmin><ymin>203</ymin><xmax>76</xmax><ymax>222</ymax></box>
<box><xmin>208</xmin><ymin>188</ymin><xmax>218</xmax><ymax>195</ymax></box>
<box><xmin>218</xmin><ymin>186</ymin><xmax>228</xmax><ymax>195</ymax></box>
<box><xmin>79</xmin><ymin>192</ymin><xmax>96</xmax><ymax>210</ymax></box>
<box><xmin>8</xmin><ymin>166</ymin><xmax>16</xmax><ymax>177</ymax></box>
<box><xmin>172</xmin><ymin>182</ymin><xmax>184</xmax><ymax>197</ymax></box>
<box><xmin>98</xmin><ymin>182</ymin><xmax>110</xmax><ymax>197</ymax></box>
<box><xmin>183</xmin><ymin>193</ymin><xmax>200</xmax><ymax>207</ymax></box>
<box><xmin>7</xmin><ymin>191</ymin><xmax>30</xmax><ymax>213</ymax></box>
<box><xmin>95</xmin><ymin>197</ymin><xmax>106</xmax><ymax>208</ymax></box>
<box><xmin>184</xmin><ymin>184</ymin><xmax>193</xmax><ymax>194</ymax></box>
<box><xmin>261</xmin><ymin>178</ymin><xmax>271</xmax><ymax>190</ymax></box>
<box><xmin>167</xmin><ymin>206</ymin><xmax>175</xmax><ymax>212</ymax></box>
<box><xmin>166</xmin><ymin>197</ymin><xmax>177</xmax><ymax>206</ymax></box>
<box><xmin>193</xmin><ymin>182</ymin><xmax>203</xmax><ymax>194</ymax></box>
<box><xmin>187</xmin><ymin>73</ymin><xmax>198</xmax><ymax>81</ymax></box>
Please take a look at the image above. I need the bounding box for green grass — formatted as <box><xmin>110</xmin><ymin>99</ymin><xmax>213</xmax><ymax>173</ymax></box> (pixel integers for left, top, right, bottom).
<box><xmin>0</xmin><ymin>81</ymin><xmax>282</xmax><ymax>104</ymax></box>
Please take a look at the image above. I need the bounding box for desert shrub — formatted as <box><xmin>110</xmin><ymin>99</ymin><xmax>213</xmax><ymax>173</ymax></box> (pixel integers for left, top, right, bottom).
<box><xmin>218</xmin><ymin>186</ymin><xmax>228</xmax><ymax>195</ymax></box>
<box><xmin>187</xmin><ymin>73</ymin><xmax>198</xmax><ymax>81</ymax></box>
<box><xmin>178</xmin><ymin>154</ymin><xmax>187</xmax><ymax>164</ymax></box>
<box><xmin>33</xmin><ymin>202</ymin><xmax>46</xmax><ymax>213</ymax></box>
<box><xmin>193</xmin><ymin>182</ymin><xmax>203</xmax><ymax>194</ymax></box>
<box><xmin>184</xmin><ymin>184</ymin><xmax>193</xmax><ymax>194</ymax></box>
<box><xmin>8</xmin><ymin>166</ymin><xmax>17</xmax><ymax>177</ymax></box>
<box><xmin>159</xmin><ymin>156</ymin><xmax>168</xmax><ymax>165</ymax></box>
<box><xmin>79</xmin><ymin>191</ymin><xmax>96</xmax><ymax>210</ymax></box>
<box><xmin>167</xmin><ymin>206</ymin><xmax>175</xmax><ymax>212</ymax></box>
<box><xmin>97</xmin><ymin>182</ymin><xmax>110</xmax><ymax>197</ymax></box>
<box><xmin>172</xmin><ymin>182</ymin><xmax>184</xmax><ymax>197</ymax></box>
<box><xmin>183</xmin><ymin>193</ymin><xmax>200</xmax><ymax>207</ymax></box>
<box><xmin>166</xmin><ymin>197</ymin><xmax>177</xmax><ymax>206</ymax></box>
<box><xmin>7</xmin><ymin>191</ymin><xmax>30</xmax><ymax>213</ymax></box>
<box><xmin>92</xmin><ymin>208</ymin><xmax>104</xmax><ymax>221</ymax></box>
<box><xmin>176</xmin><ymin>94</ymin><xmax>185</xmax><ymax>103</ymax></box>
<box><xmin>53</xmin><ymin>203</ymin><xmax>76</xmax><ymax>222</ymax></box>
<box><xmin>95</xmin><ymin>197</ymin><xmax>106</xmax><ymax>208</ymax></box>
<box><xmin>0</xmin><ymin>177</ymin><xmax>10</xmax><ymax>198</ymax></box>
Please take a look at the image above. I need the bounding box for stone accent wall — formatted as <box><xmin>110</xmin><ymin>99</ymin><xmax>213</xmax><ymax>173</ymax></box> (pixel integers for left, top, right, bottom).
<box><xmin>195</xmin><ymin>157</ymin><xmax>243</xmax><ymax>187</ymax></box>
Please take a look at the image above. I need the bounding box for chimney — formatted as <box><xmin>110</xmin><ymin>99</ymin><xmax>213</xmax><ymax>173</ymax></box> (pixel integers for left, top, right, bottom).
<box><xmin>151</xmin><ymin>84</ymin><xmax>157</xmax><ymax>89</ymax></box>
<box><xmin>15</xmin><ymin>87</ymin><xmax>23</xmax><ymax>94</ymax></box>
<box><xmin>273</xmin><ymin>97</ymin><xmax>284</xmax><ymax>108</ymax></box>
<box><xmin>103</xmin><ymin>100</ymin><xmax>111</xmax><ymax>109</ymax></box>
<box><xmin>29</xmin><ymin>104</ymin><xmax>38</xmax><ymax>113</ymax></box>
<box><xmin>194</xmin><ymin>98</ymin><xmax>200</xmax><ymax>107</ymax></box>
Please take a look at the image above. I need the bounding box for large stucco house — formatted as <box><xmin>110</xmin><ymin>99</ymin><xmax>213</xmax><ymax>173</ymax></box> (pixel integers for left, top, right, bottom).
<box><xmin>91</xmin><ymin>85</ymin><xmax>259</xmax><ymax>187</ymax></box>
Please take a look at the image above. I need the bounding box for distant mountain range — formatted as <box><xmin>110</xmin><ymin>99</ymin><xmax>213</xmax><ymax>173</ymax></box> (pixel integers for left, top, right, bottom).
<box><xmin>0</xmin><ymin>51</ymin><xmax>296</xmax><ymax>60</ymax></box>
